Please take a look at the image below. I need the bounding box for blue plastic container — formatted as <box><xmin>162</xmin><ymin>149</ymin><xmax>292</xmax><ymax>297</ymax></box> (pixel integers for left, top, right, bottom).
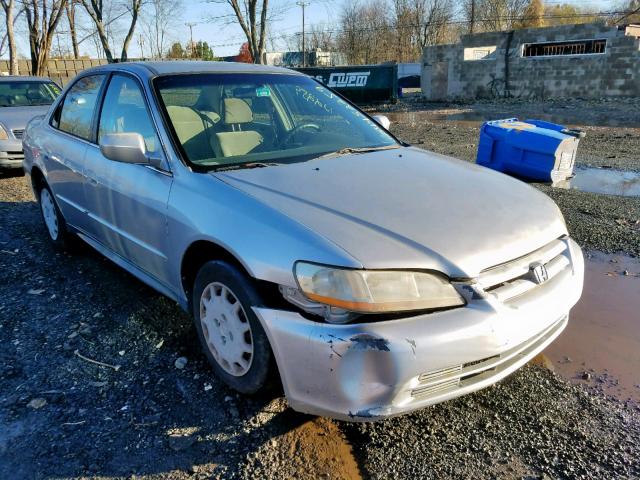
<box><xmin>476</xmin><ymin>118</ymin><xmax>584</xmax><ymax>183</ymax></box>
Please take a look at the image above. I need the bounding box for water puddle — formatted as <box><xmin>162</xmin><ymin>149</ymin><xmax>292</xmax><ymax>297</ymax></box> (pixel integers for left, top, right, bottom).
<box><xmin>554</xmin><ymin>167</ymin><xmax>640</xmax><ymax>197</ymax></box>
<box><xmin>543</xmin><ymin>251</ymin><xmax>640</xmax><ymax>402</ymax></box>
<box><xmin>384</xmin><ymin>110</ymin><xmax>483</xmax><ymax>128</ymax></box>
<box><xmin>382</xmin><ymin>109</ymin><xmax>640</xmax><ymax>128</ymax></box>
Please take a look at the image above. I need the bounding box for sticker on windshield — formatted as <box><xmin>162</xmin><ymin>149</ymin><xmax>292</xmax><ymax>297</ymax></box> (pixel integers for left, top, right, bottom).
<box><xmin>256</xmin><ymin>86</ymin><xmax>271</xmax><ymax>97</ymax></box>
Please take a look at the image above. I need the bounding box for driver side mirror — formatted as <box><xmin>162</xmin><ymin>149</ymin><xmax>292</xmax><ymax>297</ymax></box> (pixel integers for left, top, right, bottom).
<box><xmin>100</xmin><ymin>132</ymin><xmax>162</xmax><ymax>168</ymax></box>
<box><xmin>372</xmin><ymin>115</ymin><xmax>391</xmax><ymax>130</ymax></box>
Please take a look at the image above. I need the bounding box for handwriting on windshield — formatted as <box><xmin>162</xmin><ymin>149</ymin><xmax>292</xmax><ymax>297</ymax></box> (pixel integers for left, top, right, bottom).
<box><xmin>294</xmin><ymin>86</ymin><xmax>333</xmax><ymax>114</ymax></box>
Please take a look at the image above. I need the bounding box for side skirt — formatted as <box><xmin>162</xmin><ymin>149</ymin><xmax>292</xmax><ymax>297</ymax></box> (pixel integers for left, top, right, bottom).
<box><xmin>75</xmin><ymin>230</ymin><xmax>189</xmax><ymax>311</ymax></box>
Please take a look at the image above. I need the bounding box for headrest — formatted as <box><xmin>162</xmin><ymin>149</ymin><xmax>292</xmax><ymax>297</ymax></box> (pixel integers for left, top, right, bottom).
<box><xmin>223</xmin><ymin>98</ymin><xmax>253</xmax><ymax>124</ymax></box>
<box><xmin>167</xmin><ymin>105</ymin><xmax>220</xmax><ymax>124</ymax></box>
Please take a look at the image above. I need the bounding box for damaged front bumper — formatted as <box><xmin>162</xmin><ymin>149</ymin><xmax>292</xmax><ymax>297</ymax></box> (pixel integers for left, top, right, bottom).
<box><xmin>254</xmin><ymin>238</ymin><xmax>584</xmax><ymax>422</ymax></box>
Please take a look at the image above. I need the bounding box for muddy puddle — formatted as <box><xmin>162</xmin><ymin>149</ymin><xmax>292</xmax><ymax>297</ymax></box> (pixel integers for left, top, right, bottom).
<box><xmin>554</xmin><ymin>167</ymin><xmax>640</xmax><ymax>197</ymax></box>
<box><xmin>265</xmin><ymin>414</ymin><xmax>362</xmax><ymax>479</ymax></box>
<box><xmin>385</xmin><ymin>110</ymin><xmax>483</xmax><ymax>127</ymax></box>
<box><xmin>543</xmin><ymin>251</ymin><xmax>640</xmax><ymax>402</ymax></box>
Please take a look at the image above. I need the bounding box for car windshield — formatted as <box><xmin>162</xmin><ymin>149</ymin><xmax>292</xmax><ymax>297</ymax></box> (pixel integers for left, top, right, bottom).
<box><xmin>0</xmin><ymin>81</ymin><xmax>61</xmax><ymax>107</ymax></box>
<box><xmin>154</xmin><ymin>73</ymin><xmax>398</xmax><ymax>170</ymax></box>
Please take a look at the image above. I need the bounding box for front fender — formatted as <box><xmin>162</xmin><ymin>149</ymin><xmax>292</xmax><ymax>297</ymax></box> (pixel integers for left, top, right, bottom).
<box><xmin>167</xmin><ymin>173</ymin><xmax>363</xmax><ymax>304</ymax></box>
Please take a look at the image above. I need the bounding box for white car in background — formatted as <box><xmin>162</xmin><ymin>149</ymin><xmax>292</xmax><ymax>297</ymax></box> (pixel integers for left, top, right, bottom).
<box><xmin>0</xmin><ymin>76</ymin><xmax>60</xmax><ymax>170</ymax></box>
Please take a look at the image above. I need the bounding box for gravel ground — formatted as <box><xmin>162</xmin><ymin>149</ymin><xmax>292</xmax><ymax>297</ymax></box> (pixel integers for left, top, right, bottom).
<box><xmin>1</xmin><ymin>98</ymin><xmax>639</xmax><ymax>479</ymax></box>
<box><xmin>344</xmin><ymin>365</ymin><xmax>640</xmax><ymax>480</ymax></box>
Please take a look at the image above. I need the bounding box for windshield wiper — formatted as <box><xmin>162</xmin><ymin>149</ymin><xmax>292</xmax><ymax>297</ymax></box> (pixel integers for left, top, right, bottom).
<box><xmin>213</xmin><ymin>162</ymin><xmax>279</xmax><ymax>172</ymax></box>
<box><xmin>317</xmin><ymin>145</ymin><xmax>399</xmax><ymax>160</ymax></box>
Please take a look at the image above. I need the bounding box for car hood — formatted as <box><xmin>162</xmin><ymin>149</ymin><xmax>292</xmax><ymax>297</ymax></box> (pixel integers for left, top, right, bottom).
<box><xmin>0</xmin><ymin>105</ymin><xmax>51</xmax><ymax>131</ymax></box>
<box><xmin>213</xmin><ymin>147</ymin><xmax>567</xmax><ymax>278</ymax></box>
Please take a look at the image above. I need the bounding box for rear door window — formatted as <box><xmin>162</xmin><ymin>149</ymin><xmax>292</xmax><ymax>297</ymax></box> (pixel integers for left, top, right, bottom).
<box><xmin>55</xmin><ymin>75</ymin><xmax>106</xmax><ymax>141</ymax></box>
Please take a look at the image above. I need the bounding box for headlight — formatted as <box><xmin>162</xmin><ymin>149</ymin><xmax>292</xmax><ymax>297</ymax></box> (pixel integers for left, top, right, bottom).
<box><xmin>294</xmin><ymin>262</ymin><xmax>465</xmax><ymax>313</ymax></box>
<box><xmin>0</xmin><ymin>125</ymin><xmax>8</xmax><ymax>140</ymax></box>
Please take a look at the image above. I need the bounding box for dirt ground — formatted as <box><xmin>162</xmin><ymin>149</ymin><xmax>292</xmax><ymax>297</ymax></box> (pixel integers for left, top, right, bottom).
<box><xmin>1</xmin><ymin>97</ymin><xmax>639</xmax><ymax>480</ymax></box>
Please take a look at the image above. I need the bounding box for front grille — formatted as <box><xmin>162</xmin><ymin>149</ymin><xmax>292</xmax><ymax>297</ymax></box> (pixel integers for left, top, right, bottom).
<box><xmin>411</xmin><ymin>315</ymin><xmax>567</xmax><ymax>399</ymax></box>
<box><xmin>12</xmin><ymin>129</ymin><xmax>24</xmax><ymax>139</ymax></box>
<box><xmin>477</xmin><ymin>238</ymin><xmax>571</xmax><ymax>302</ymax></box>
<box><xmin>418</xmin><ymin>365</ymin><xmax>462</xmax><ymax>383</ymax></box>
<box><xmin>3</xmin><ymin>151</ymin><xmax>24</xmax><ymax>161</ymax></box>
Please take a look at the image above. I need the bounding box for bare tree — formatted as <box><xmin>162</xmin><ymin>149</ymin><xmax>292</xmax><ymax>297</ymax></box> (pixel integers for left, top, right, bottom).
<box><xmin>308</xmin><ymin>23</ymin><xmax>334</xmax><ymax>51</ymax></box>
<box><xmin>65</xmin><ymin>0</ymin><xmax>79</xmax><ymax>58</ymax></box>
<box><xmin>0</xmin><ymin>0</ymin><xmax>18</xmax><ymax>73</ymax></box>
<box><xmin>413</xmin><ymin>0</ymin><xmax>455</xmax><ymax>48</ymax></box>
<box><xmin>142</xmin><ymin>0</ymin><xmax>182</xmax><ymax>59</ymax></box>
<box><xmin>284</xmin><ymin>23</ymin><xmax>335</xmax><ymax>52</ymax></box>
<box><xmin>338</xmin><ymin>0</ymin><xmax>393</xmax><ymax>64</ymax></box>
<box><xmin>209</xmin><ymin>0</ymin><xmax>269</xmax><ymax>63</ymax></box>
<box><xmin>619</xmin><ymin>0</ymin><xmax>640</xmax><ymax>24</ymax></box>
<box><xmin>461</xmin><ymin>0</ymin><xmax>528</xmax><ymax>32</ymax></box>
<box><xmin>392</xmin><ymin>0</ymin><xmax>414</xmax><ymax>62</ymax></box>
<box><xmin>514</xmin><ymin>0</ymin><xmax>543</xmax><ymax>28</ymax></box>
<box><xmin>23</xmin><ymin>0</ymin><xmax>69</xmax><ymax>75</ymax></box>
<box><xmin>81</xmin><ymin>0</ymin><xmax>143</xmax><ymax>62</ymax></box>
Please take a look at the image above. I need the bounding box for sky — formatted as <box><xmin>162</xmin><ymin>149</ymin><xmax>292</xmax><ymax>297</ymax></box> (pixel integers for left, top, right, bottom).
<box><xmin>179</xmin><ymin>0</ymin><xmax>341</xmax><ymax>57</ymax></box>
<box><xmin>6</xmin><ymin>0</ymin><xmax>625</xmax><ymax>60</ymax></box>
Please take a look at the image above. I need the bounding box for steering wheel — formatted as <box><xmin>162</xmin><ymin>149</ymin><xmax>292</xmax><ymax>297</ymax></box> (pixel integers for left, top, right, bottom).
<box><xmin>283</xmin><ymin>123</ymin><xmax>321</xmax><ymax>144</ymax></box>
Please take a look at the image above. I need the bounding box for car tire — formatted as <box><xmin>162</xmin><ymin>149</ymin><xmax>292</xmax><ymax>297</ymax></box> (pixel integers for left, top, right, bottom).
<box><xmin>192</xmin><ymin>260</ymin><xmax>274</xmax><ymax>394</ymax></box>
<box><xmin>37</xmin><ymin>182</ymin><xmax>75</xmax><ymax>252</ymax></box>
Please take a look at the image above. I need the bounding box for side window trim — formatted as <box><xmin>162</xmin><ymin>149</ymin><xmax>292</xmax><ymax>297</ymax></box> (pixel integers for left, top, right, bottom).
<box><xmin>88</xmin><ymin>72</ymin><xmax>112</xmax><ymax>144</ymax></box>
<box><xmin>49</xmin><ymin>73</ymin><xmax>109</xmax><ymax>144</ymax></box>
<box><xmin>96</xmin><ymin>71</ymin><xmax>169</xmax><ymax>170</ymax></box>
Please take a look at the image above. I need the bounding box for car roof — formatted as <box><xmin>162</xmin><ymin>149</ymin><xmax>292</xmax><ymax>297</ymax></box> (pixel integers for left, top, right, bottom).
<box><xmin>82</xmin><ymin>60</ymin><xmax>302</xmax><ymax>78</ymax></box>
<box><xmin>0</xmin><ymin>76</ymin><xmax>53</xmax><ymax>82</ymax></box>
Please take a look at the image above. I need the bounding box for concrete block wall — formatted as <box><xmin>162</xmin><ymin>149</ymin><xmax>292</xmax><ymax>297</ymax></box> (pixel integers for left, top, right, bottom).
<box><xmin>422</xmin><ymin>23</ymin><xmax>640</xmax><ymax>101</ymax></box>
<box><xmin>0</xmin><ymin>58</ymin><xmax>109</xmax><ymax>86</ymax></box>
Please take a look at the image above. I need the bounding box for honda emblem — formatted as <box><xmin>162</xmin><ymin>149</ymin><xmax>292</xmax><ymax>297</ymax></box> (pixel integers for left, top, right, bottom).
<box><xmin>530</xmin><ymin>262</ymin><xmax>549</xmax><ymax>284</ymax></box>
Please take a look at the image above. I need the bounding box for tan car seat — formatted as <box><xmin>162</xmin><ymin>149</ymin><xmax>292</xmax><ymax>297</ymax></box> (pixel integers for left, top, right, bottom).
<box><xmin>216</xmin><ymin>98</ymin><xmax>263</xmax><ymax>157</ymax></box>
<box><xmin>166</xmin><ymin>105</ymin><xmax>221</xmax><ymax>160</ymax></box>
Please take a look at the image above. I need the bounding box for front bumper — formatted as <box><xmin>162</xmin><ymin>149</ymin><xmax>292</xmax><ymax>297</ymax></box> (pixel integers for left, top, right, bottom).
<box><xmin>254</xmin><ymin>238</ymin><xmax>584</xmax><ymax>421</ymax></box>
<box><xmin>0</xmin><ymin>139</ymin><xmax>24</xmax><ymax>168</ymax></box>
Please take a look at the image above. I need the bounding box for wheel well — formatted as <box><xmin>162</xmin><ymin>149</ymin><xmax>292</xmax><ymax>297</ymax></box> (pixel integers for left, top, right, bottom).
<box><xmin>180</xmin><ymin>240</ymin><xmax>286</xmax><ymax>312</ymax></box>
<box><xmin>181</xmin><ymin>241</ymin><xmax>251</xmax><ymax>307</ymax></box>
<box><xmin>30</xmin><ymin>166</ymin><xmax>45</xmax><ymax>197</ymax></box>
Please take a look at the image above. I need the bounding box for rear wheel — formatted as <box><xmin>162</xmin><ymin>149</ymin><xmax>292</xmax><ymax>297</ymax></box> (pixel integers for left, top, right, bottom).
<box><xmin>192</xmin><ymin>261</ymin><xmax>274</xmax><ymax>394</ymax></box>
<box><xmin>37</xmin><ymin>182</ymin><xmax>75</xmax><ymax>251</ymax></box>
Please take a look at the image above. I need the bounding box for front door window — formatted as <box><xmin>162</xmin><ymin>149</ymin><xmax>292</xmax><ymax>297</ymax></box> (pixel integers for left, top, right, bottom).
<box><xmin>98</xmin><ymin>74</ymin><xmax>161</xmax><ymax>154</ymax></box>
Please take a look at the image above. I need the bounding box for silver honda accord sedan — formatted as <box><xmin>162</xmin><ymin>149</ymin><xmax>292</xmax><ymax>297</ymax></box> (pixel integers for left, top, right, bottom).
<box><xmin>0</xmin><ymin>76</ymin><xmax>60</xmax><ymax>169</ymax></box>
<box><xmin>23</xmin><ymin>61</ymin><xmax>584</xmax><ymax>421</ymax></box>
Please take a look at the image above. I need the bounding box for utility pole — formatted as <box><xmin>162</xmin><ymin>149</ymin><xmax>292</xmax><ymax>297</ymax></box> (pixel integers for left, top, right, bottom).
<box><xmin>186</xmin><ymin>22</ymin><xmax>197</xmax><ymax>58</ymax></box>
<box><xmin>296</xmin><ymin>1</ymin><xmax>310</xmax><ymax>67</ymax></box>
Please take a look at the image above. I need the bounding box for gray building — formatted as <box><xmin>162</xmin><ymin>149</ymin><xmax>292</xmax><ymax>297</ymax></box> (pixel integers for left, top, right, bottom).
<box><xmin>421</xmin><ymin>22</ymin><xmax>640</xmax><ymax>101</ymax></box>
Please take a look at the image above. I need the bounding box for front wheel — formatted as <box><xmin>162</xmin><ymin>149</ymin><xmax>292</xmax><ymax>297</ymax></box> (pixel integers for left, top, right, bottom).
<box><xmin>192</xmin><ymin>261</ymin><xmax>274</xmax><ymax>394</ymax></box>
<box><xmin>38</xmin><ymin>182</ymin><xmax>75</xmax><ymax>251</ymax></box>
